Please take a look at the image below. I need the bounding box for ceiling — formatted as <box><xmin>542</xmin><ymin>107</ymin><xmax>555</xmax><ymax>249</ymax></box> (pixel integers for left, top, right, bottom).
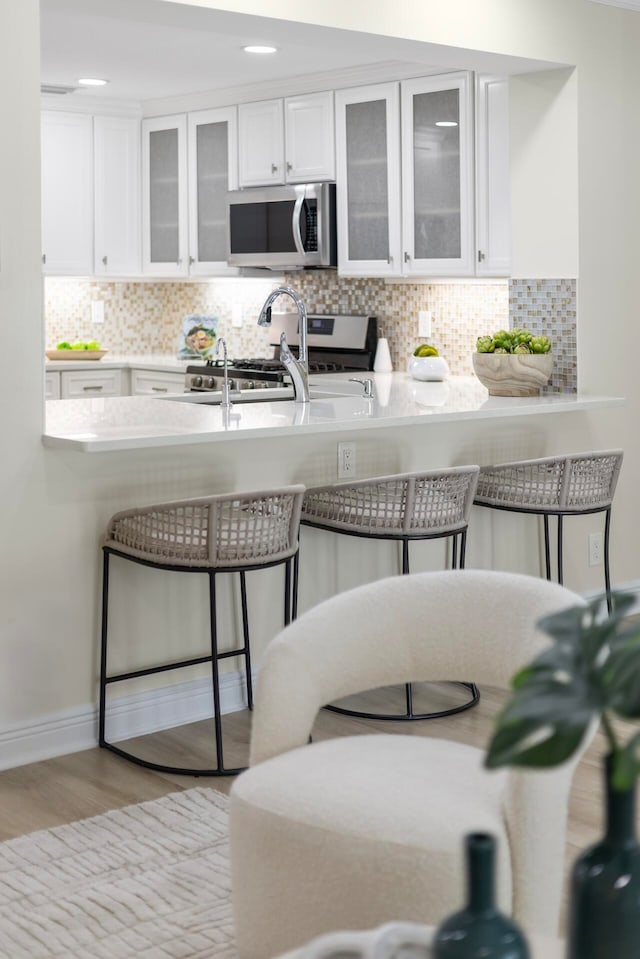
<box><xmin>40</xmin><ymin>0</ymin><xmax>562</xmax><ymax>105</ymax></box>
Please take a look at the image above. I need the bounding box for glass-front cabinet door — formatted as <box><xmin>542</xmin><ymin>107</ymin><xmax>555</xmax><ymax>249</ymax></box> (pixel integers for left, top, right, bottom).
<box><xmin>188</xmin><ymin>107</ymin><xmax>238</xmax><ymax>275</ymax></box>
<box><xmin>335</xmin><ymin>82</ymin><xmax>401</xmax><ymax>276</ymax></box>
<box><xmin>401</xmin><ymin>72</ymin><xmax>474</xmax><ymax>276</ymax></box>
<box><xmin>142</xmin><ymin>114</ymin><xmax>188</xmax><ymax>276</ymax></box>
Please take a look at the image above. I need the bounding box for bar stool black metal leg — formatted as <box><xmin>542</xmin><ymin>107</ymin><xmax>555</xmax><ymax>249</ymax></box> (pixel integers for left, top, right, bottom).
<box><xmin>402</xmin><ymin>539</ymin><xmax>410</xmax><ymax>576</ymax></box>
<box><xmin>98</xmin><ymin>549</ymin><xmax>110</xmax><ymax>746</ymax></box>
<box><xmin>208</xmin><ymin>572</ymin><xmax>225</xmax><ymax>773</ymax></box>
<box><xmin>400</xmin><ymin>538</ymin><xmax>413</xmax><ymax>711</ymax></box>
<box><xmin>292</xmin><ymin>548</ymin><xmax>299</xmax><ymax>621</ymax></box>
<box><xmin>459</xmin><ymin>530</ymin><xmax>468</xmax><ymax>570</ymax></box>
<box><xmin>239</xmin><ymin>571</ymin><xmax>253</xmax><ymax>711</ymax></box>
<box><xmin>543</xmin><ymin>514</ymin><xmax>552</xmax><ymax>581</ymax></box>
<box><xmin>557</xmin><ymin>515</ymin><xmax>564</xmax><ymax>585</ymax></box>
<box><xmin>284</xmin><ymin>557</ymin><xmax>292</xmax><ymax>627</ymax></box>
<box><xmin>604</xmin><ymin>507</ymin><xmax>613</xmax><ymax>612</ymax></box>
<box><xmin>451</xmin><ymin>533</ymin><xmax>458</xmax><ymax>570</ymax></box>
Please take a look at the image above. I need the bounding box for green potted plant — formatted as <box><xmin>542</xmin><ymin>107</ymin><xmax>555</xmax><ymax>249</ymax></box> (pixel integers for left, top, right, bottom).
<box><xmin>472</xmin><ymin>328</ymin><xmax>553</xmax><ymax>396</ymax></box>
<box><xmin>486</xmin><ymin>591</ymin><xmax>640</xmax><ymax>959</ymax></box>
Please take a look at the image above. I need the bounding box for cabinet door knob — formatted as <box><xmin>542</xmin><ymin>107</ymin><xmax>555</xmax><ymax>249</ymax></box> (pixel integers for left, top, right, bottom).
<box><xmin>286</xmin><ymin>161</ymin><xmax>293</xmax><ymax>173</ymax></box>
<box><xmin>387</xmin><ymin>255</ymin><xmax>393</xmax><ymax>265</ymax></box>
<box><xmin>42</xmin><ymin>253</ymin><xmax>46</xmax><ymax>265</ymax></box>
<box><xmin>189</xmin><ymin>255</ymin><xmax>195</xmax><ymax>265</ymax></box>
<box><xmin>478</xmin><ymin>250</ymin><xmax>486</xmax><ymax>262</ymax></box>
<box><xmin>271</xmin><ymin>163</ymin><xmax>278</xmax><ymax>174</ymax></box>
<box><xmin>102</xmin><ymin>255</ymin><xmax>108</xmax><ymax>266</ymax></box>
<box><xmin>404</xmin><ymin>251</ymin><xmax>411</xmax><ymax>263</ymax></box>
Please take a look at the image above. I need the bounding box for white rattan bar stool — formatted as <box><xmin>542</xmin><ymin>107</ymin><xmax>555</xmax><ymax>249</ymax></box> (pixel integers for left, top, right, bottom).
<box><xmin>297</xmin><ymin>466</ymin><xmax>480</xmax><ymax>721</ymax></box>
<box><xmin>474</xmin><ymin>450</ymin><xmax>623</xmax><ymax>610</ymax></box>
<box><xmin>99</xmin><ymin>485</ymin><xmax>305</xmax><ymax>777</ymax></box>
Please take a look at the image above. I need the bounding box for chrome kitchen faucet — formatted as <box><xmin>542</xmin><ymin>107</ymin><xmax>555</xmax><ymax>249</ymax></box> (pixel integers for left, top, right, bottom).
<box><xmin>257</xmin><ymin>285</ymin><xmax>310</xmax><ymax>403</ymax></box>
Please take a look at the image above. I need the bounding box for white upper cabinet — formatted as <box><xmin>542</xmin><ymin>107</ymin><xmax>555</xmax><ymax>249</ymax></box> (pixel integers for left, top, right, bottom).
<box><xmin>401</xmin><ymin>72</ymin><xmax>474</xmax><ymax>276</ymax></box>
<box><xmin>41</xmin><ymin>112</ymin><xmax>94</xmax><ymax>275</ymax></box>
<box><xmin>142</xmin><ymin>114</ymin><xmax>189</xmax><ymax>276</ymax></box>
<box><xmin>187</xmin><ymin>106</ymin><xmax>238</xmax><ymax>275</ymax></box>
<box><xmin>94</xmin><ymin>116</ymin><xmax>141</xmax><ymax>276</ymax></box>
<box><xmin>238</xmin><ymin>99</ymin><xmax>285</xmax><ymax>186</ymax></box>
<box><xmin>284</xmin><ymin>92</ymin><xmax>335</xmax><ymax>183</ymax></box>
<box><xmin>335</xmin><ymin>83</ymin><xmax>401</xmax><ymax>277</ymax></box>
<box><xmin>238</xmin><ymin>91</ymin><xmax>334</xmax><ymax>187</ymax></box>
<box><xmin>476</xmin><ymin>75</ymin><xmax>511</xmax><ymax>276</ymax></box>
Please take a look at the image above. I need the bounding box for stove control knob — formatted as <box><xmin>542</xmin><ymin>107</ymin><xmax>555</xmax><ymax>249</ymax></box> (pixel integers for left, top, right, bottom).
<box><xmin>247</xmin><ymin>380</ymin><xmax>255</xmax><ymax>389</ymax></box>
<box><xmin>205</xmin><ymin>376</ymin><xmax>215</xmax><ymax>389</ymax></box>
<box><xmin>229</xmin><ymin>379</ymin><xmax>236</xmax><ymax>390</ymax></box>
<box><xmin>193</xmin><ymin>375</ymin><xmax>203</xmax><ymax>388</ymax></box>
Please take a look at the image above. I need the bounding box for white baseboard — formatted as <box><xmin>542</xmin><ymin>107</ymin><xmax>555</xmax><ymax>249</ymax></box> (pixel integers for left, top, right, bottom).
<box><xmin>3</xmin><ymin>579</ymin><xmax>640</xmax><ymax>773</ymax></box>
<box><xmin>0</xmin><ymin>668</ymin><xmax>253</xmax><ymax>772</ymax></box>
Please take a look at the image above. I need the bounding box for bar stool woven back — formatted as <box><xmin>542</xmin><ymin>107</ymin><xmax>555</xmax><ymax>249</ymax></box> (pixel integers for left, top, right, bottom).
<box><xmin>99</xmin><ymin>485</ymin><xmax>305</xmax><ymax>777</ymax></box>
<box><xmin>299</xmin><ymin>466</ymin><xmax>480</xmax><ymax>721</ymax></box>
<box><xmin>105</xmin><ymin>490</ymin><xmax>301</xmax><ymax>568</ymax></box>
<box><xmin>474</xmin><ymin>450</ymin><xmax>623</xmax><ymax>607</ymax></box>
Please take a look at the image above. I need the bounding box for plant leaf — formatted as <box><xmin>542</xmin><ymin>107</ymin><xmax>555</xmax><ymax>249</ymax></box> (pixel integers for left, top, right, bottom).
<box><xmin>485</xmin><ymin>714</ymin><xmax>591</xmax><ymax>768</ymax></box>
<box><xmin>612</xmin><ymin>734</ymin><xmax>640</xmax><ymax>790</ymax></box>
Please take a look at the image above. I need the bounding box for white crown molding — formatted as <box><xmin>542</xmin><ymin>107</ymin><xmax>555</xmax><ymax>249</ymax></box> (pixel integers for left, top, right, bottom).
<box><xmin>0</xmin><ymin>668</ymin><xmax>252</xmax><ymax>772</ymax></box>
<box><xmin>142</xmin><ymin>59</ymin><xmax>448</xmax><ymax>118</ymax></box>
<box><xmin>40</xmin><ymin>93</ymin><xmax>143</xmax><ymax>116</ymax></box>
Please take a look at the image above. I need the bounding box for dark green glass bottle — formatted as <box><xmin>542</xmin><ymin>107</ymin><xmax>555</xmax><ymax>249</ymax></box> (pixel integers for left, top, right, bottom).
<box><xmin>433</xmin><ymin>833</ymin><xmax>530</xmax><ymax>958</ymax></box>
<box><xmin>567</xmin><ymin>756</ymin><xmax>640</xmax><ymax>959</ymax></box>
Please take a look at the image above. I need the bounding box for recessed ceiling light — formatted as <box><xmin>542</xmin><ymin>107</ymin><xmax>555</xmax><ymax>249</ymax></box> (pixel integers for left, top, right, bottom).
<box><xmin>78</xmin><ymin>78</ymin><xmax>108</xmax><ymax>87</ymax></box>
<box><xmin>243</xmin><ymin>45</ymin><xmax>277</xmax><ymax>54</ymax></box>
<box><xmin>435</xmin><ymin>120</ymin><xmax>458</xmax><ymax>127</ymax></box>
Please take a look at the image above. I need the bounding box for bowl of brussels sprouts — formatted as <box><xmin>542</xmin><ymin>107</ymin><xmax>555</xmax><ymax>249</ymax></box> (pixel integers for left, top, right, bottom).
<box><xmin>472</xmin><ymin>329</ymin><xmax>553</xmax><ymax>396</ymax></box>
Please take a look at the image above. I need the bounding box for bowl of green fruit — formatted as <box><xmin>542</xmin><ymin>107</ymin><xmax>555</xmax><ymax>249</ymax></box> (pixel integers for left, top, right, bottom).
<box><xmin>46</xmin><ymin>340</ymin><xmax>107</xmax><ymax>361</ymax></box>
<box><xmin>408</xmin><ymin>344</ymin><xmax>450</xmax><ymax>382</ymax></box>
<box><xmin>472</xmin><ymin>329</ymin><xmax>552</xmax><ymax>396</ymax></box>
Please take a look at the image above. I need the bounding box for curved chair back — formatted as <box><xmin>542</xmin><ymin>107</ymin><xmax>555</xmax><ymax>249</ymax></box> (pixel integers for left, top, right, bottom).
<box><xmin>250</xmin><ymin>569</ymin><xmax>584</xmax><ymax>766</ymax></box>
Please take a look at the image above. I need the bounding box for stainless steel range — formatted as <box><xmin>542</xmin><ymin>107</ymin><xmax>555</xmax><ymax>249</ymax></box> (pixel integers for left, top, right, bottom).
<box><xmin>184</xmin><ymin>313</ymin><xmax>377</xmax><ymax>401</ymax></box>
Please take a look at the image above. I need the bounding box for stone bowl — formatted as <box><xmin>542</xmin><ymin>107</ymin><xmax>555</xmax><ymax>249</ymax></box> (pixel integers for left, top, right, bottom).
<box><xmin>472</xmin><ymin>352</ymin><xmax>553</xmax><ymax>396</ymax></box>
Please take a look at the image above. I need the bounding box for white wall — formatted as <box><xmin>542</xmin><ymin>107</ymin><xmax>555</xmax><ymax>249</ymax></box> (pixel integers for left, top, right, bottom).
<box><xmin>2</xmin><ymin>0</ymin><xmax>640</xmax><ymax>767</ymax></box>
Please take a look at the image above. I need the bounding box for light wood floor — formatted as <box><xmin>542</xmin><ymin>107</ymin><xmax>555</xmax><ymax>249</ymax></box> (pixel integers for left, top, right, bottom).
<box><xmin>0</xmin><ymin>682</ymin><xmax>614</xmax><ymax>930</ymax></box>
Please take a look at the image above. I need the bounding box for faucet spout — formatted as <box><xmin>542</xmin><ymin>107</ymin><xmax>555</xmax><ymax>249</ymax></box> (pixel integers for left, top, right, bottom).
<box><xmin>257</xmin><ymin>285</ymin><xmax>310</xmax><ymax>403</ymax></box>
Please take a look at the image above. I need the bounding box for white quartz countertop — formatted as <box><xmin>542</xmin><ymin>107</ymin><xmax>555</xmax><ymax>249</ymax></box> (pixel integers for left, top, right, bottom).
<box><xmin>42</xmin><ymin>373</ymin><xmax>624</xmax><ymax>453</ymax></box>
<box><xmin>45</xmin><ymin>353</ymin><xmax>192</xmax><ymax>373</ymax></box>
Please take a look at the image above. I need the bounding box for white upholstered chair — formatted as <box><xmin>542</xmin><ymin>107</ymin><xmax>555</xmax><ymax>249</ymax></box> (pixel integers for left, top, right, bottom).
<box><xmin>230</xmin><ymin>570</ymin><xmax>589</xmax><ymax>959</ymax></box>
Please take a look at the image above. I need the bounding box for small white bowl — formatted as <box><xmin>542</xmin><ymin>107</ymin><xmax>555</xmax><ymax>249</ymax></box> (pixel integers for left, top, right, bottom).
<box><xmin>407</xmin><ymin>355</ymin><xmax>450</xmax><ymax>382</ymax></box>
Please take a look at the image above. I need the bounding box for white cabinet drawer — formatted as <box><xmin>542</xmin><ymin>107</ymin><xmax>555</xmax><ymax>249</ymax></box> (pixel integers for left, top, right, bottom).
<box><xmin>130</xmin><ymin>369</ymin><xmax>186</xmax><ymax>395</ymax></box>
<box><xmin>45</xmin><ymin>371</ymin><xmax>60</xmax><ymax>400</ymax></box>
<box><xmin>61</xmin><ymin>369</ymin><xmax>123</xmax><ymax>399</ymax></box>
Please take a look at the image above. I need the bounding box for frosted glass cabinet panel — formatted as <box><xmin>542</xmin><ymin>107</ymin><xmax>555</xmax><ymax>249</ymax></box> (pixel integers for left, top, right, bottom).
<box><xmin>142</xmin><ymin>115</ymin><xmax>188</xmax><ymax>276</ymax></box>
<box><xmin>401</xmin><ymin>73</ymin><xmax>474</xmax><ymax>276</ymax></box>
<box><xmin>335</xmin><ymin>83</ymin><xmax>401</xmax><ymax>276</ymax></box>
<box><xmin>188</xmin><ymin>107</ymin><xmax>238</xmax><ymax>275</ymax></box>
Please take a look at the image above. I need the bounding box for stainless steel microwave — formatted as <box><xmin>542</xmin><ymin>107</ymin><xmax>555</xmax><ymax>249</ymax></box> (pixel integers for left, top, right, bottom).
<box><xmin>227</xmin><ymin>182</ymin><xmax>337</xmax><ymax>269</ymax></box>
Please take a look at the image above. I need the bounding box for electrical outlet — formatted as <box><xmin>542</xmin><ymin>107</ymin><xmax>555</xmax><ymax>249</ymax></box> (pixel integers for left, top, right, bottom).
<box><xmin>589</xmin><ymin>531</ymin><xmax>603</xmax><ymax>567</ymax></box>
<box><xmin>91</xmin><ymin>300</ymin><xmax>104</xmax><ymax>324</ymax></box>
<box><xmin>337</xmin><ymin>442</ymin><xmax>356</xmax><ymax>478</ymax></box>
<box><xmin>418</xmin><ymin>310</ymin><xmax>432</xmax><ymax>338</ymax></box>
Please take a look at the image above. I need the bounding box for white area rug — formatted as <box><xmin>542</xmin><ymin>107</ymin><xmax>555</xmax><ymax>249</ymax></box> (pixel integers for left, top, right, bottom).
<box><xmin>0</xmin><ymin>788</ymin><xmax>236</xmax><ymax>958</ymax></box>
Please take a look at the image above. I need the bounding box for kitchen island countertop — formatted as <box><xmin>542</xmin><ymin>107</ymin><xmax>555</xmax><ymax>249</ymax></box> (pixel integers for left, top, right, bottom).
<box><xmin>43</xmin><ymin>373</ymin><xmax>624</xmax><ymax>453</ymax></box>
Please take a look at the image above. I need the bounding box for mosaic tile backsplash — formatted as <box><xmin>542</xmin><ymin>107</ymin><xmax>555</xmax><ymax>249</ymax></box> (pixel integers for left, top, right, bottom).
<box><xmin>45</xmin><ymin>275</ymin><xmax>576</xmax><ymax>392</ymax></box>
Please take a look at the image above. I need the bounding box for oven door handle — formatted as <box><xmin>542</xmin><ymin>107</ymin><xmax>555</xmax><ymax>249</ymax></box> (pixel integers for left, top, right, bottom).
<box><xmin>292</xmin><ymin>190</ymin><xmax>305</xmax><ymax>256</ymax></box>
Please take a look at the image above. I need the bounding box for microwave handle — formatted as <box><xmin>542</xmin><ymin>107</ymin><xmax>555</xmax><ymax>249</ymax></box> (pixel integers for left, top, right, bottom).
<box><xmin>292</xmin><ymin>191</ymin><xmax>305</xmax><ymax>256</ymax></box>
